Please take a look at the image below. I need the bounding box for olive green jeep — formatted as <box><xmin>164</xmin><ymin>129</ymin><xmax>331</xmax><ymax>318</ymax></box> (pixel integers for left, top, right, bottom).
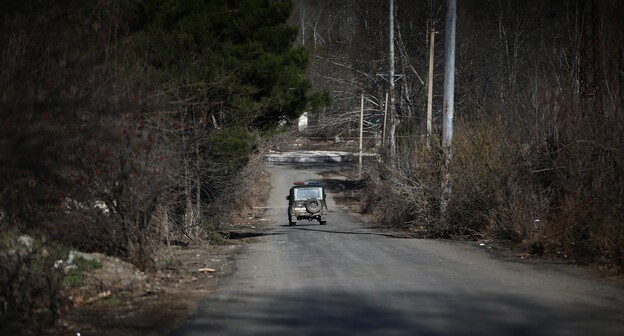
<box><xmin>286</xmin><ymin>181</ymin><xmax>327</xmax><ymax>226</ymax></box>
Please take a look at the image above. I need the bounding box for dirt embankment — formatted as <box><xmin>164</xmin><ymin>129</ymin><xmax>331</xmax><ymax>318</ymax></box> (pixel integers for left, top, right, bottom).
<box><xmin>58</xmin><ymin>244</ymin><xmax>237</xmax><ymax>336</ymax></box>
<box><xmin>57</xmin><ymin>171</ymin><xmax>273</xmax><ymax>336</ymax></box>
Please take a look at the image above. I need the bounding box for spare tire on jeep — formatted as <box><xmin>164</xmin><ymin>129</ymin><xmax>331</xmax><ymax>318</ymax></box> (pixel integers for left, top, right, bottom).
<box><xmin>305</xmin><ymin>199</ymin><xmax>321</xmax><ymax>213</ymax></box>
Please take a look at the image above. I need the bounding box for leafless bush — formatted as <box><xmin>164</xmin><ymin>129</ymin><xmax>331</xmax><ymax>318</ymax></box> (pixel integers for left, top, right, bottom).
<box><xmin>214</xmin><ymin>142</ymin><xmax>270</xmax><ymax>228</ymax></box>
<box><xmin>362</xmin><ymin>140</ymin><xmax>441</xmax><ymax>234</ymax></box>
<box><xmin>366</xmin><ymin>117</ymin><xmax>553</xmax><ymax>248</ymax></box>
<box><xmin>0</xmin><ymin>0</ymin><xmax>173</xmax><ymax>269</ymax></box>
<box><xmin>447</xmin><ymin>116</ymin><xmax>551</xmax><ymax>243</ymax></box>
<box><xmin>201</xmin><ymin>138</ymin><xmax>262</xmax><ymax>229</ymax></box>
<box><xmin>56</xmin><ymin>110</ymin><xmax>173</xmax><ymax>268</ymax></box>
<box><xmin>541</xmin><ymin>80</ymin><xmax>624</xmax><ymax>270</ymax></box>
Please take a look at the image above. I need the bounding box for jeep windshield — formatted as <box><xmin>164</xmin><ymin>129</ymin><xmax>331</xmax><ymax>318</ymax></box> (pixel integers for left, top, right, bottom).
<box><xmin>293</xmin><ymin>187</ymin><xmax>323</xmax><ymax>200</ymax></box>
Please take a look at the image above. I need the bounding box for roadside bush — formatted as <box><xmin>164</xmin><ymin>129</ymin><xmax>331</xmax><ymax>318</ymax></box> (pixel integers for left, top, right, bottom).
<box><xmin>361</xmin><ymin>139</ymin><xmax>441</xmax><ymax>234</ymax></box>
<box><xmin>366</xmin><ymin>92</ymin><xmax>622</xmax><ymax>272</ymax></box>
<box><xmin>205</xmin><ymin>136</ymin><xmax>270</xmax><ymax>231</ymax></box>
<box><xmin>365</xmin><ymin>117</ymin><xmax>550</xmax><ymax>245</ymax></box>
<box><xmin>544</xmin><ymin>91</ymin><xmax>624</xmax><ymax>271</ymax></box>
<box><xmin>446</xmin><ymin>116</ymin><xmax>551</xmax><ymax>243</ymax></box>
<box><xmin>367</xmin><ymin>99</ymin><xmax>623</xmax><ymax>272</ymax></box>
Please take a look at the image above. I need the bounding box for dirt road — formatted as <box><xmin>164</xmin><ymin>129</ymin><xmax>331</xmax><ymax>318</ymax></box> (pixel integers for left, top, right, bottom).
<box><xmin>172</xmin><ymin>162</ymin><xmax>624</xmax><ymax>336</ymax></box>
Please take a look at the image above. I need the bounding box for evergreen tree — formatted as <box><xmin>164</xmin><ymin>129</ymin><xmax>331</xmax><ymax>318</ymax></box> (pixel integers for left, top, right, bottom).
<box><xmin>134</xmin><ymin>0</ymin><xmax>320</xmax><ymax>130</ymax></box>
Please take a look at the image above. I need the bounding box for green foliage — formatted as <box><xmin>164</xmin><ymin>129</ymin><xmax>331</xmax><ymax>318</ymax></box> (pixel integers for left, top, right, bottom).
<box><xmin>160</xmin><ymin>257</ymin><xmax>182</xmax><ymax>268</ymax></box>
<box><xmin>307</xmin><ymin>89</ymin><xmax>333</xmax><ymax>111</ymax></box>
<box><xmin>203</xmin><ymin>219</ymin><xmax>227</xmax><ymax>245</ymax></box>
<box><xmin>74</xmin><ymin>256</ymin><xmax>103</xmax><ymax>272</ymax></box>
<box><xmin>134</xmin><ymin>0</ymin><xmax>315</xmax><ymax>129</ymax></box>
<box><xmin>95</xmin><ymin>296</ymin><xmax>122</xmax><ymax>306</ymax></box>
<box><xmin>63</xmin><ymin>257</ymin><xmax>103</xmax><ymax>288</ymax></box>
<box><xmin>63</xmin><ymin>272</ymin><xmax>87</xmax><ymax>288</ymax></box>
<box><xmin>207</xmin><ymin>127</ymin><xmax>256</xmax><ymax>168</ymax></box>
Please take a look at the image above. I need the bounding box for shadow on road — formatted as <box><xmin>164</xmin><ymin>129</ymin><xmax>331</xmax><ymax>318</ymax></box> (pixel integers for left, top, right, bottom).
<box><xmin>287</xmin><ymin>226</ymin><xmax>407</xmax><ymax>239</ymax></box>
<box><xmin>173</xmin><ymin>288</ymin><xmax>624</xmax><ymax>336</ymax></box>
<box><xmin>220</xmin><ymin>231</ymin><xmax>284</xmax><ymax>240</ymax></box>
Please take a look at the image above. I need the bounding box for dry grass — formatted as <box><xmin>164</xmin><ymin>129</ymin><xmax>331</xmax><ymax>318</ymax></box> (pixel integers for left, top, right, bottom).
<box><xmin>363</xmin><ymin>109</ymin><xmax>623</xmax><ymax>273</ymax></box>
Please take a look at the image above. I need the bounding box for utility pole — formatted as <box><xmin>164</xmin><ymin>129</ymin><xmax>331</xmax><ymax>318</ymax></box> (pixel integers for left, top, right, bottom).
<box><xmin>382</xmin><ymin>92</ymin><xmax>389</xmax><ymax>145</ymax></box>
<box><xmin>388</xmin><ymin>0</ymin><xmax>397</xmax><ymax>163</ymax></box>
<box><xmin>426</xmin><ymin>23</ymin><xmax>436</xmax><ymax>149</ymax></box>
<box><xmin>359</xmin><ymin>93</ymin><xmax>364</xmax><ymax>180</ymax></box>
<box><xmin>441</xmin><ymin>0</ymin><xmax>456</xmax><ymax>214</ymax></box>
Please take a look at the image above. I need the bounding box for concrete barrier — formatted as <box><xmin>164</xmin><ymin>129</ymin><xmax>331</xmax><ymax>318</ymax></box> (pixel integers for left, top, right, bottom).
<box><xmin>264</xmin><ymin>151</ymin><xmax>378</xmax><ymax>163</ymax></box>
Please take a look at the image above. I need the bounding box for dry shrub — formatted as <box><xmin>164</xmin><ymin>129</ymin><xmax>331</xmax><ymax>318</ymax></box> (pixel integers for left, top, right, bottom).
<box><xmin>0</xmin><ymin>0</ymin><xmax>172</xmax><ymax>269</ymax></box>
<box><xmin>209</xmin><ymin>141</ymin><xmax>269</xmax><ymax>230</ymax></box>
<box><xmin>361</xmin><ymin>140</ymin><xmax>441</xmax><ymax>234</ymax></box>
<box><xmin>363</xmin><ymin>117</ymin><xmax>551</xmax><ymax>247</ymax></box>
<box><xmin>545</xmin><ymin>98</ymin><xmax>624</xmax><ymax>271</ymax></box>
<box><xmin>364</xmin><ymin>105</ymin><xmax>622</xmax><ymax>271</ymax></box>
<box><xmin>448</xmin><ymin>116</ymin><xmax>551</xmax><ymax>243</ymax></box>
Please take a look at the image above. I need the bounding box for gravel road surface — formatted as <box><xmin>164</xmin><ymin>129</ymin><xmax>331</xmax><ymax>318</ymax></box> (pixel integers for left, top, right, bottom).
<box><xmin>173</xmin><ymin>162</ymin><xmax>624</xmax><ymax>336</ymax></box>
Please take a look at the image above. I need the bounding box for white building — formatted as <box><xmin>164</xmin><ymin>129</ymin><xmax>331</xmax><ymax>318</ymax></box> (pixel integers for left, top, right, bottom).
<box><xmin>298</xmin><ymin>112</ymin><xmax>308</xmax><ymax>131</ymax></box>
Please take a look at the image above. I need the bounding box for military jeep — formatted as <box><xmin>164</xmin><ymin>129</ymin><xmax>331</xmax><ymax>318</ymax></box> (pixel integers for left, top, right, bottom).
<box><xmin>287</xmin><ymin>181</ymin><xmax>327</xmax><ymax>226</ymax></box>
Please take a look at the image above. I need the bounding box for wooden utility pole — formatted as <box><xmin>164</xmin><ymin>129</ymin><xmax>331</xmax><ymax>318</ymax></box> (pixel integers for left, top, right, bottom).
<box><xmin>441</xmin><ymin>0</ymin><xmax>456</xmax><ymax>214</ymax></box>
<box><xmin>359</xmin><ymin>93</ymin><xmax>364</xmax><ymax>180</ymax></box>
<box><xmin>388</xmin><ymin>0</ymin><xmax>397</xmax><ymax>163</ymax></box>
<box><xmin>382</xmin><ymin>92</ymin><xmax>389</xmax><ymax>145</ymax></box>
<box><xmin>426</xmin><ymin>23</ymin><xmax>436</xmax><ymax>149</ymax></box>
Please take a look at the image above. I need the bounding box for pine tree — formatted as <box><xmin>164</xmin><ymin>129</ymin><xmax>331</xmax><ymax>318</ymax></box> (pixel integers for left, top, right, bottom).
<box><xmin>135</xmin><ymin>0</ymin><xmax>318</xmax><ymax>130</ymax></box>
